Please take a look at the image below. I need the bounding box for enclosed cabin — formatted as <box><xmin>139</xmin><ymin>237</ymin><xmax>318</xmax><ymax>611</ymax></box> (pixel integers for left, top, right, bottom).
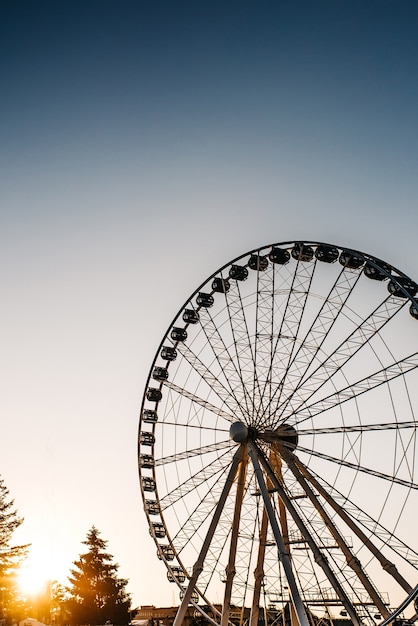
<box><xmin>146</xmin><ymin>387</ymin><xmax>162</xmax><ymax>402</ymax></box>
<box><xmin>269</xmin><ymin>247</ymin><xmax>290</xmax><ymax>265</ymax></box>
<box><xmin>315</xmin><ymin>244</ymin><xmax>339</xmax><ymax>263</ymax></box>
<box><xmin>339</xmin><ymin>249</ymin><xmax>365</xmax><ymax>269</ymax></box>
<box><xmin>142</xmin><ymin>409</ymin><xmax>158</xmax><ymax>424</ymax></box>
<box><xmin>229</xmin><ymin>264</ymin><xmax>249</xmax><ymax>281</ymax></box>
<box><xmin>167</xmin><ymin>566</ymin><xmax>186</xmax><ymax>583</ymax></box>
<box><xmin>142</xmin><ymin>476</ymin><xmax>156</xmax><ymax>492</ymax></box>
<box><xmin>410</xmin><ymin>302</ymin><xmax>418</xmax><ymax>320</ymax></box>
<box><xmin>387</xmin><ymin>276</ymin><xmax>418</xmax><ymax>298</ymax></box>
<box><xmin>152</xmin><ymin>366</ymin><xmax>168</xmax><ymax>382</ymax></box>
<box><xmin>140</xmin><ymin>454</ymin><xmax>155</xmax><ymax>469</ymax></box>
<box><xmin>182</xmin><ymin>309</ymin><xmax>199</xmax><ymax>324</ymax></box>
<box><xmin>196</xmin><ymin>292</ymin><xmax>214</xmax><ymax>308</ymax></box>
<box><xmin>150</xmin><ymin>522</ymin><xmax>166</xmax><ymax>538</ymax></box>
<box><xmin>291</xmin><ymin>243</ymin><xmax>314</xmax><ymax>262</ymax></box>
<box><xmin>171</xmin><ymin>327</ymin><xmax>188</xmax><ymax>342</ymax></box>
<box><xmin>364</xmin><ymin>260</ymin><xmax>391</xmax><ymax>281</ymax></box>
<box><xmin>157</xmin><ymin>545</ymin><xmax>175</xmax><ymax>561</ymax></box>
<box><xmin>180</xmin><ymin>588</ymin><xmax>199</xmax><ymax>603</ymax></box>
<box><xmin>248</xmin><ymin>254</ymin><xmax>269</xmax><ymax>271</ymax></box>
<box><xmin>145</xmin><ymin>500</ymin><xmax>160</xmax><ymax>515</ymax></box>
<box><xmin>140</xmin><ymin>432</ymin><xmax>155</xmax><ymax>446</ymax></box>
<box><xmin>212</xmin><ymin>277</ymin><xmax>230</xmax><ymax>293</ymax></box>
<box><xmin>161</xmin><ymin>346</ymin><xmax>177</xmax><ymax>361</ymax></box>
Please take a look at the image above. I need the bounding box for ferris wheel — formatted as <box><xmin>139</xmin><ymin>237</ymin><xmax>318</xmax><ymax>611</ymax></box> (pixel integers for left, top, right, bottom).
<box><xmin>138</xmin><ymin>241</ymin><xmax>418</xmax><ymax>626</ymax></box>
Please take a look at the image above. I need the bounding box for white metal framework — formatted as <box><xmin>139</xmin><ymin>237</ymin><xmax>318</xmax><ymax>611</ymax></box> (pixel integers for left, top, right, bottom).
<box><xmin>138</xmin><ymin>241</ymin><xmax>418</xmax><ymax>626</ymax></box>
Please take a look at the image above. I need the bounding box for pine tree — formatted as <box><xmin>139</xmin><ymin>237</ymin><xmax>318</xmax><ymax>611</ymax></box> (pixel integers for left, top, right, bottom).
<box><xmin>67</xmin><ymin>526</ymin><xmax>131</xmax><ymax>626</ymax></box>
<box><xmin>0</xmin><ymin>476</ymin><xmax>29</xmax><ymax>625</ymax></box>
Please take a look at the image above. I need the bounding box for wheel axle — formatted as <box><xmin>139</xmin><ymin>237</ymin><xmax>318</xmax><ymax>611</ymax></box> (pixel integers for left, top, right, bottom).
<box><xmin>230</xmin><ymin>421</ymin><xmax>299</xmax><ymax>450</ymax></box>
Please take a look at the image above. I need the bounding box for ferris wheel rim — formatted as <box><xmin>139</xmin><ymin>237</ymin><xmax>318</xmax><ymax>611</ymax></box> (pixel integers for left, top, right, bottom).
<box><xmin>138</xmin><ymin>240</ymin><xmax>418</xmax><ymax>625</ymax></box>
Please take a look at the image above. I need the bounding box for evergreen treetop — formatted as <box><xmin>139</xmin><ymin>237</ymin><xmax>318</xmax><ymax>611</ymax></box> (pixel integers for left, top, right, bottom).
<box><xmin>0</xmin><ymin>476</ymin><xmax>30</xmax><ymax>625</ymax></box>
<box><xmin>67</xmin><ymin>525</ymin><xmax>131</xmax><ymax>626</ymax></box>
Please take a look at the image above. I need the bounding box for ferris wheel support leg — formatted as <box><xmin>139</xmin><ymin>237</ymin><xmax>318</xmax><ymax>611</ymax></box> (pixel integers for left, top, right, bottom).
<box><xmin>221</xmin><ymin>446</ymin><xmax>248</xmax><ymax>626</ymax></box>
<box><xmin>279</xmin><ymin>445</ymin><xmax>390</xmax><ymax>618</ymax></box>
<box><xmin>249</xmin><ymin>507</ymin><xmax>268</xmax><ymax>626</ymax></box>
<box><xmin>172</xmin><ymin>446</ymin><xmax>245</xmax><ymax>626</ymax></box>
<box><xmin>248</xmin><ymin>441</ymin><xmax>311</xmax><ymax>626</ymax></box>
<box><xmin>290</xmin><ymin>453</ymin><xmax>413</xmax><ymax>595</ymax></box>
<box><xmin>252</xmin><ymin>442</ymin><xmax>363</xmax><ymax>626</ymax></box>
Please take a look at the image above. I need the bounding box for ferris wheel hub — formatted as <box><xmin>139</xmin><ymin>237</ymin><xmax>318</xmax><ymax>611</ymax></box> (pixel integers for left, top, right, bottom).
<box><xmin>258</xmin><ymin>424</ymin><xmax>299</xmax><ymax>450</ymax></box>
<box><xmin>229</xmin><ymin>421</ymin><xmax>249</xmax><ymax>442</ymax></box>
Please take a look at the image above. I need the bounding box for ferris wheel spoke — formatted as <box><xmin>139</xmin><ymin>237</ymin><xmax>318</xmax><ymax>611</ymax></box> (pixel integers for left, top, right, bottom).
<box><xmin>251</xmin><ymin>262</ymin><xmax>297</xmax><ymax>429</ymax></box>
<box><xmin>285</xmin><ymin>351</ymin><xmax>418</xmax><ymax>427</ymax></box>
<box><xmin>161</xmin><ymin>421</ymin><xmax>229</xmax><ymax>433</ymax></box>
<box><xmin>223</xmin><ymin>278</ymin><xmax>259</xmax><ymax>419</ymax></box>
<box><xmin>271</xmin><ymin>267</ymin><xmax>362</xmax><ymax>417</ymax></box>
<box><xmin>278</xmin><ymin>295</ymin><xmax>408</xmax><ymax>420</ymax></box>
<box><xmin>199</xmin><ymin>518</ymin><xmax>232</xmax><ymax>597</ymax></box>
<box><xmin>159</xmin><ymin>450</ymin><xmax>233</xmax><ymax>511</ymax></box>
<box><xmin>252</xmin><ymin>257</ymin><xmax>276</xmax><ymax>428</ymax></box>
<box><xmin>171</xmin><ymin>479</ymin><xmax>226</xmax><ymax>556</ymax></box>
<box><xmin>175</xmin><ymin>341</ymin><xmax>246</xmax><ymax>421</ymax></box>
<box><xmin>163</xmin><ymin>380</ymin><xmax>235</xmax><ymax>423</ymax></box>
<box><xmin>298</xmin><ymin>421</ymin><xmax>417</xmax><ymax>436</ymax></box>
<box><xmin>257</xmin><ymin>256</ymin><xmax>318</xmax><ymax>429</ymax></box>
<box><xmin>154</xmin><ymin>439</ymin><xmax>232</xmax><ymax>466</ymax></box>
<box><xmin>297</xmin><ymin>445</ymin><xmax>418</xmax><ymax>490</ymax></box>
<box><xmin>197</xmin><ymin>305</ymin><xmax>253</xmax><ymax>420</ymax></box>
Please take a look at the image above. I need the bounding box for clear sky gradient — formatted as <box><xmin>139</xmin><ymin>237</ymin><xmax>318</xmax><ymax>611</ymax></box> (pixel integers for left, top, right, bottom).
<box><xmin>1</xmin><ymin>0</ymin><xmax>418</xmax><ymax>608</ymax></box>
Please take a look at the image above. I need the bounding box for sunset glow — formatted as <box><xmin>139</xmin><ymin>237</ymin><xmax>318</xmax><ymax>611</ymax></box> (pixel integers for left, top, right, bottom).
<box><xmin>18</xmin><ymin>560</ymin><xmax>52</xmax><ymax>597</ymax></box>
<box><xmin>17</xmin><ymin>549</ymin><xmax>57</xmax><ymax>597</ymax></box>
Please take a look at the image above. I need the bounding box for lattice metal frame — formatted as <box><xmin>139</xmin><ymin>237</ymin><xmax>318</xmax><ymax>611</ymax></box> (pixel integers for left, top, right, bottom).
<box><xmin>138</xmin><ymin>241</ymin><xmax>418</xmax><ymax>626</ymax></box>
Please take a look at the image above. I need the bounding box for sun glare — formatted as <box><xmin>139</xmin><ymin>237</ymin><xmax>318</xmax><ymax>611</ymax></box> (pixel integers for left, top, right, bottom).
<box><xmin>18</xmin><ymin>559</ymin><xmax>52</xmax><ymax>597</ymax></box>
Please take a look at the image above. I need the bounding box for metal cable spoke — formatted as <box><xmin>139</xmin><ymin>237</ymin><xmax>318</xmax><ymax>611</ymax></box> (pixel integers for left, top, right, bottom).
<box><xmin>223</xmin><ymin>278</ymin><xmax>258</xmax><ymax>420</ymax></box>
<box><xmin>273</xmin><ymin>267</ymin><xmax>362</xmax><ymax>421</ymax></box>
<box><xmin>298</xmin><ymin>421</ymin><xmax>417</xmax><ymax>435</ymax></box>
<box><xmin>170</xmin><ymin>455</ymin><xmax>238</xmax><ymax>556</ymax></box>
<box><xmin>273</xmin><ymin>258</ymin><xmax>319</xmax><ymax>410</ymax></box>
<box><xmin>175</xmin><ymin>341</ymin><xmax>245</xmax><ymax>421</ymax></box>
<box><xmin>297</xmin><ymin>445</ymin><xmax>418</xmax><ymax>489</ymax></box>
<box><xmin>160</xmin><ymin>420</ymin><xmax>229</xmax><ymax>433</ymax></box>
<box><xmin>154</xmin><ymin>439</ymin><xmax>232</xmax><ymax>467</ymax></box>
<box><xmin>197</xmin><ymin>303</ymin><xmax>253</xmax><ymax>421</ymax></box>
<box><xmin>257</xmin><ymin>257</ymin><xmax>318</xmax><ymax>429</ymax></box>
<box><xmin>279</xmin><ymin>296</ymin><xmax>408</xmax><ymax>421</ymax></box>
<box><xmin>163</xmin><ymin>380</ymin><xmax>236</xmax><ymax>422</ymax></box>
<box><xmin>286</xmin><ymin>351</ymin><xmax>418</xmax><ymax>426</ymax></box>
<box><xmin>252</xmin><ymin>255</ymin><xmax>276</xmax><ymax>427</ymax></box>
<box><xmin>159</xmin><ymin>450</ymin><xmax>232</xmax><ymax>511</ymax></box>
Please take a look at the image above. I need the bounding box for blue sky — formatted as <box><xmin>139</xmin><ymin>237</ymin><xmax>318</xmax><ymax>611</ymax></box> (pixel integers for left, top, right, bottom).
<box><xmin>1</xmin><ymin>0</ymin><xmax>418</xmax><ymax>608</ymax></box>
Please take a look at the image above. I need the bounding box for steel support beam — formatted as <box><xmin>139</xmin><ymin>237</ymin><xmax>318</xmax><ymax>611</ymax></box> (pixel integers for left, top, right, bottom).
<box><xmin>221</xmin><ymin>446</ymin><xmax>248</xmax><ymax>626</ymax></box>
<box><xmin>248</xmin><ymin>441</ymin><xmax>311</xmax><ymax>626</ymax></box>
<box><xmin>254</xmin><ymin>442</ymin><xmax>363</xmax><ymax>626</ymax></box>
<box><xmin>280</xmin><ymin>444</ymin><xmax>390</xmax><ymax>618</ymax></box>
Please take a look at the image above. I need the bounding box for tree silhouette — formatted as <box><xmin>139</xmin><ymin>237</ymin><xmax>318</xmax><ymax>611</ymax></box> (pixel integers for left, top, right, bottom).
<box><xmin>0</xmin><ymin>476</ymin><xmax>29</xmax><ymax>625</ymax></box>
<box><xmin>67</xmin><ymin>526</ymin><xmax>131</xmax><ymax>626</ymax></box>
